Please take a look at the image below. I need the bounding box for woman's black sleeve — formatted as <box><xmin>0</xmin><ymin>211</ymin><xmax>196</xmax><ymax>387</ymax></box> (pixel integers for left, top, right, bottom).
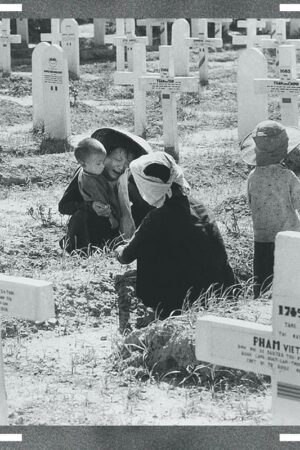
<box><xmin>58</xmin><ymin>168</ymin><xmax>86</xmax><ymax>215</ymax></box>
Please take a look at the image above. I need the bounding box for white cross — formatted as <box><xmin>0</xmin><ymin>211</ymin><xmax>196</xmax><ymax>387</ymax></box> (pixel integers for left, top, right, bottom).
<box><xmin>136</xmin><ymin>18</ymin><xmax>175</xmax><ymax>46</ymax></box>
<box><xmin>105</xmin><ymin>19</ymin><xmax>148</xmax><ymax>71</ymax></box>
<box><xmin>186</xmin><ymin>19</ymin><xmax>222</xmax><ymax>86</ymax></box>
<box><xmin>139</xmin><ymin>45</ymin><xmax>199</xmax><ymax>161</ymax></box>
<box><xmin>0</xmin><ymin>19</ymin><xmax>21</xmax><ymax>76</ymax></box>
<box><xmin>254</xmin><ymin>45</ymin><xmax>300</xmax><ymax>127</ymax></box>
<box><xmin>40</xmin><ymin>30</ymin><xmax>62</xmax><ymax>45</ymax></box>
<box><xmin>232</xmin><ymin>19</ymin><xmax>270</xmax><ymax>48</ymax></box>
<box><xmin>114</xmin><ymin>42</ymin><xmax>147</xmax><ymax>138</ymax></box>
<box><xmin>196</xmin><ymin>231</ymin><xmax>300</xmax><ymax>425</ymax></box>
<box><xmin>0</xmin><ymin>275</ymin><xmax>54</xmax><ymax>425</ymax></box>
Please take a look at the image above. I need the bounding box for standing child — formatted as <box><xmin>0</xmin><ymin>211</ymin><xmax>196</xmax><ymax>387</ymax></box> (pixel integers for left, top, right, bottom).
<box><xmin>241</xmin><ymin>120</ymin><xmax>300</xmax><ymax>298</ymax></box>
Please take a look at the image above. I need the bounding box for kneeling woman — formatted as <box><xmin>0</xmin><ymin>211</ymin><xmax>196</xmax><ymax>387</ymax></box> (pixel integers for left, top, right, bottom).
<box><xmin>116</xmin><ymin>152</ymin><xmax>237</xmax><ymax>326</ymax></box>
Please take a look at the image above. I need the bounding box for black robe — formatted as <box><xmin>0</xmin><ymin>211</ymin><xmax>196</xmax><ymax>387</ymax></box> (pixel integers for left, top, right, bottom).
<box><xmin>58</xmin><ymin>168</ymin><xmax>152</xmax><ymax>254</ymax></box>
<box><xmin>119</xmin><ymin>184</ymin><xmax>237</xmax><ymax>317</ymax></box>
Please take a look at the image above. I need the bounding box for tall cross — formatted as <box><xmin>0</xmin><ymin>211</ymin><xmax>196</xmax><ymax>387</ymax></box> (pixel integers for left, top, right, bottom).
<box><xmin>114</xmin><ymin>42</ymin><xmax>147</xmax><ymax>138</ymax></box>
<box><xmin>139</xmin><ymin>45</ymin><xmax>199</xmax><ymax>161</ymax></box>
<box><xmin>0</xmin><ymin>19</ymin><xmax>21</xmax><ymax>76</ymax></box>
<box><xmin>232</xmin><ymin>19</ymin><xmax>270</xmax><ymax>48</ymax></box>
<box><xmin>105</xmin><ymin>19</ymin><xmax>147</xmax><ymax>71</ymax></box>
<box><xmin>254</xmin><ymin>45</ymin><xmax>300</xmax><ymax>127</ymax></box>
<box><xmin>0</xmin><ymin>275</ymin><xmax>54</xmax><ymax>424</ymax></box>
<box><xmin>196</xmin><ymin>231</ymin><xmax>300</xmax><ymax>425</ymax></box>
<box><xmin>136</xmin><ymin>18</ymin><xmax>175</xmax><ymax>46</ymax></box>
<box><xmin>186</xmin><ymin>19</ymin><xmax>222</xmax><ymax>86</ymax></box>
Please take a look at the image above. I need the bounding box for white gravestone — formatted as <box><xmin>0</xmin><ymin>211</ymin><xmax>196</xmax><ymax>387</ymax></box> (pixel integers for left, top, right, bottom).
<box><xmin>187</xmin><ymin>19</ymin><xmax>222</xmax><ymax>86</ymax></box>
<box><xmin>61</xmin><ymin>18</ymin><xmax>80</xmax><ymax>79</ymax></box>
<box><xmin>137</xmin><ymin>19</ymin><xmax>174</xmax><ymax>46</ymax></box>
<box><xmin>233</xmin><ymin>19</ymin><xmax>270</xmax><ymax>48</ymax></box>
<box><xmin>32</xmin><ymin>41</ymin><xmax>51</xmax><ymax>130</ymax></box>
<box><xmin>107</xmin><ymin>26</ymin><xmax>147</xmax><ymax>72</ymax></box>
<box><xmin>196</xmin><ymin>231</ymin><xmax>300</xmax><ymax>425</ymax></box>
<box><xmin>41</xmin><ymin>19</ymin><xmax>61</xmax><ymax>45</ymax></box>
<box><xmin>254</xmin><ymin>45</ymin><xmax>300</xmax><ymax>128</ymax></box>
<box><xmin>258</xmin><ymin>20</ymin><xmax>300</xmax><ymax>74</ymax></box>
<box><xmin>171</xmin><ymin>19</ymin><xmax>190</xmax><ymax>77</ymax></box>
<box><xmin>94</xmin><ymin>18</ymin><xmax>106</xmax><ymax>46</ymax></box>
<box><xmin>114</xmin><ymin>43</ymin><xmax>147</xmax><ymax>138</ymax></box>
<box><xmin>0</xmin><ymin>19</ymin><xmax>21</xmax><ymax>76</ymax></box>
<box><xmin>16</xmin><ymin>18</ymin><xmax>29</xmax><ymax>44</ymax></box>
<box><xmin>0</xmin><ymin>275</ymin><xmax>54</xmax><ymax>425</ymax></box>
<box><xmin>139</xmin><ymin>45</ymin><xmax>199</xmax><ymax>161</ymax></box>
<box><xmin>42</xmin><ymin>44</ymin><xmax>71</xmax><ymax>140</ymax></box>
<box><xmin>237</xmin><ymin>47</ymin><xmax>268</xmax><ymax>140</ymax></box>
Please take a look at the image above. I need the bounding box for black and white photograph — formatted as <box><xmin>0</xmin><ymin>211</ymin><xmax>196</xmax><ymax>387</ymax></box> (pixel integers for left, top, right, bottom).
<box><xmin>1</xmin><ymin>5</ymin><xmax>300</xmax><ymax>448</ymax></box>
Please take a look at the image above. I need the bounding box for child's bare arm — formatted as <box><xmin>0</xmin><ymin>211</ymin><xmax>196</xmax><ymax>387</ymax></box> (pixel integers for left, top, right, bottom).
<box><xmin>290</xmin><ymin>172</ymin><xmax>300</xmax><ymax>212</ymax></box>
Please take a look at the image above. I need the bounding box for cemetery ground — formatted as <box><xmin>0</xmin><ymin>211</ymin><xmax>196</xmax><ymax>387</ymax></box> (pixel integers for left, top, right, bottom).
<box><xmin>0</xmin><ymin>41</ymin><xmax>289</xmax><ymax>425</ymax></box>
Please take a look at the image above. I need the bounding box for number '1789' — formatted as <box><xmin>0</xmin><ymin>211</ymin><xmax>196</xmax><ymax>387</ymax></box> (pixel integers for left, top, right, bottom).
<box><xmin>278</xmin><ymin>305</ymin><xmax>300</xmax><ymax>317</ymax></box>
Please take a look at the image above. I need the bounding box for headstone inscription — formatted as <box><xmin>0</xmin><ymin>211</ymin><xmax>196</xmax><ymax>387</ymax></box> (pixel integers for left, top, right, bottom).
<box><xmin>114</xmin><ymin>43</ymin><xmax>147</xmax><ymax>138</ymax></box>
<box><xmin>32</xmin><ymin>41</ymin><xmax>51</xmax><ymax>130</ymax></box>
<box><xmin>186</xmin><ymin>19</ymin><xmax>222</xmax><ymax>86</ymax></box>
<box><xmin>139</xmin><ymin>45</ymin><xmax>199</xmax><ymax>161</ymax></box>
<box><xmin>93</xmin><ymin>18</ymin><xmax>106</xmax><ymax>46</ymax></box>
<box><xmin>0</xmin><ymin>19</ymin><xmax>21</xmax><ymax>76</ymax></box>
<box><xmin>254</xmin><ymin>45</ymin><xmax>300</xmax><ymax>127</ymax></box>
<box><xmin>16</xmin><ymin>18</ymin><xmax>29</xmax><ymax>45</ymax></box>
<box><xmin>196</xmin><ymin>231</ymin><xmax>300</xmax><ymax>425</ymax></box>
<box><xmin>237</xmin><ymin>47</ymin><xmax>268</xmax><ymax>140</ymax></box>
<box><xmin>171</xmin><ymin>19</ymin><xmax>190</xmax><ymax>77</ymax></box>
<box><xmin>61</xmin><ymin>18</ymin><xmax>80</xmax><ymax>79</ymax></box>
<box><xmin>0</xmin><ymin>274</ymin><xmax>54</xmax><ymax>425</ymax></box>
<box><xmin>42</xmin><ymin>44</ymin><xmax>71</xmax><ymax>140</ymax></box>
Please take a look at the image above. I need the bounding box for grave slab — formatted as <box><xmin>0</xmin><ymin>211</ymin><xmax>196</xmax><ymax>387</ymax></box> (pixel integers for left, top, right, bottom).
<box><xmin>32</xmin><ymin>41</ymin><xmax>50</xmax><ymax>130</ymax></box>
<box><xmin>61</xmin><ymin>18</ymin><xmax>80</xmax><ymax>79</ymax></box>
<box><xmin>196</xmin><ymin>231</ymin><xmax>300</xmax><ymax>425</ymax></box>
<box><xmin>0</xmin><ymin>274</ymin><xmax>54</xmax><ymax>424</ymax></box>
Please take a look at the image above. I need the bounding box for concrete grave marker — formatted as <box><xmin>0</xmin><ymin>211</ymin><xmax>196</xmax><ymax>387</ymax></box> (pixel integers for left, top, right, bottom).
<box><xmin>139</xmin><ymin>45</ymin><xmax>199</xmax><ymax>160</ymax></box>
<box><xmin>106</xmin><ymin>20</ymin><xmax>147</xmax><ymax>72</ymax></box>
<box><xmin>42</xmin><ymin>44</ymin><xmax>71</xmax><ymax>140</ymax></box>
<box><xmin>32</xmin><ymin>41</ymin><xmax>51</xmax><ymax>130</ymax></box>
<box><xmin>0</xmin><ymin>19</ymin><xmax>21</xmax><ymax>76</ymax></box>
<box><xmin>171</xmin><ymin>19</ymin><xmax>190</xmax><ymax>76</ymax></box>
<box><xmin>136</xmin><ymin>19</ymin><xmax>175</xmax><ymax>46</ymax></box>
<box><xmin>16</xmin><ymin>18</ymin><xmax>29</xmax><ymax>45</ymax></box>
<box><xmin>94</xmin><ymin>18</ymin><xmax>106</xmax><ymax>46</ymax></box>
<box><xmin>255</xmin><ymin>45</ymin><xmax>300</xmax><ymax>127</ymax></box>
<box><xmin>258</xmin><ymin>20</ymin><xmax>300</xmax><ymax>74</ymax></box>
<box><xmin>41</xmin><ymin>18</ymin><xmax>61</xmax><ymax>45</ymax></box>
<box><xmin>0</xmin><ymin>274</ymin><xmax>54</xmax><ymax>425</ymax></box>
<box><xmin>232</xmin><ymin>19</ymin><xmax>270</xmax><ymax>48</ymax></box>
<box><xmin>61</xmin><ymin>18</ymin><xmax>80</xmax><ymax>79</ymax></box>
<box><xmin>196</xmin><ymin>231</ymin><xmax>300</xmax><ymax>425</ymax></box>
<box><xmin>187</xmin><ymin>19</ymin><xmax>223</xmax><ymax>86</ymax></box>
<box><xmin>237</xmin><ymin>47</ymin><xmax>268</xmax><ymax>140</ymax></box>
<box><xmin>114</xmin><ymin>43</ymin><xmax>147</xmax><ymax>138</ymax></box>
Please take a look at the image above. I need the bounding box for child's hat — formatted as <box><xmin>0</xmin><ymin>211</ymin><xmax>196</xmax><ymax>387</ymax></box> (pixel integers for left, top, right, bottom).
<box><xmin>240</xmin><ymin>120</ymin><xmax>300</xmax><ymax>166</ymax></box>
<box><xmin>91</xmin><ymin>127</ymin><xmax>152</xmax><ymax>157</ymax></box>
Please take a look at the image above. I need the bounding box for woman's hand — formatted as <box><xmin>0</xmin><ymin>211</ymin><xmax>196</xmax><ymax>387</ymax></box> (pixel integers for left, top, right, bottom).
<box><xmin>115</xmin><ymin>244</ymin><xmax>126</xmax><ymax>263</ymax></box>
<box><xmin>92</xmin><ymin>201</ymin><xmax>111</xmax><ymax>217</ymax></box>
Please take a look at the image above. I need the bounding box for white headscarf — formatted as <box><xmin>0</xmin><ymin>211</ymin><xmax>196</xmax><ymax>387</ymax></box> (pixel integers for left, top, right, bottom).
<box><xmin>129</xmin><ymin>152</ymin><xmax>191</xmax><ymax>207</ymax></box>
